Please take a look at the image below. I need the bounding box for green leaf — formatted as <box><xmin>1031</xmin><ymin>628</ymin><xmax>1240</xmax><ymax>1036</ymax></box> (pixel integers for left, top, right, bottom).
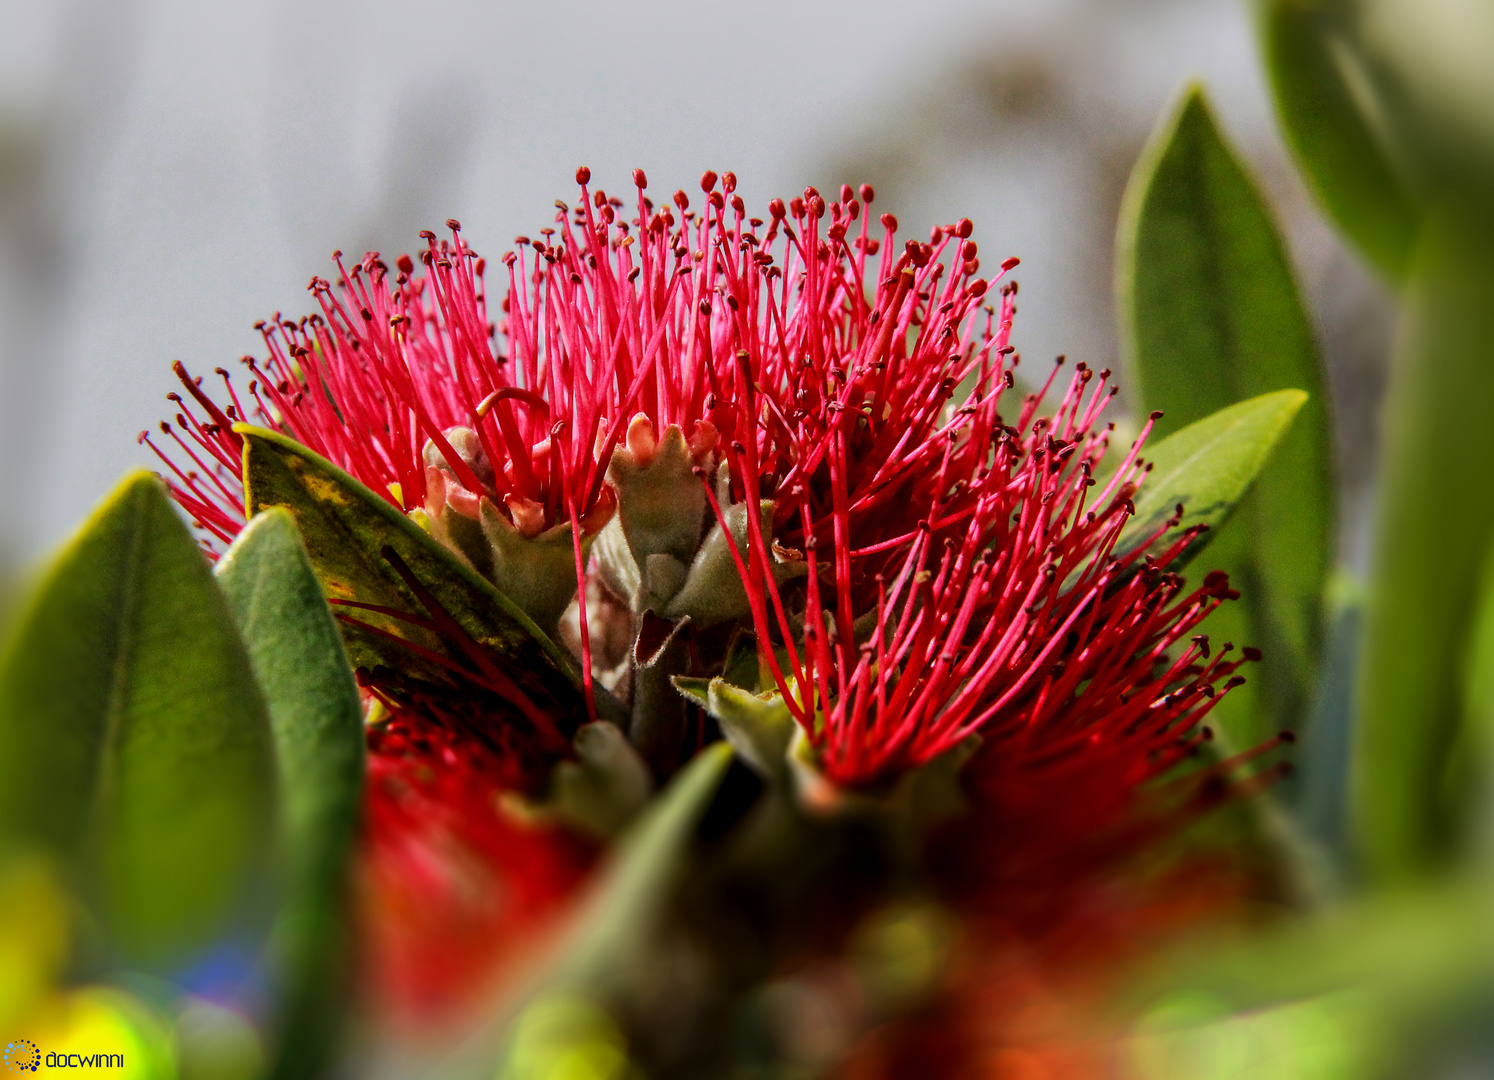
<box><xmin>0</xmin><ymin>471</ymin><xmax>276</xmax><ymax>966</ymax></box>
<box><xmin>214</xmin><ymin>509</ymin><xmax>364</xmax><ymax>1080</ymax></box>
<box><xmin>1127</xmin><ymin>880</ymin><xmax>1494</xmax><ymax>1074</ymax></box>
<box><xmin>1445</xmin><ymin>536</ymin><xmax>1494</xmax><ymax>864</ymax></box>
<box><xmin>1118</xmin><ymin>390</ymin><xmax>1308</xmax><ymax>564</ymax></box>
<box><xmin>1258</xmin><ymin>0</ymin><xmax>1418</xmax><ymax>281</ymax></box>
<box><xmin>1118</xmin><ymin>84</ymin><xmax>1333</xmax><ymax>746</ymax></box>
<box><xmin>429</xmin><ymin>743</ymin><xmax>734</xmax><ymax>1079</ymax></box>
<box><xmin>551</xmin><ymin>741</ymin><xmax>734</xmax><ymax>994</ymax></box>
<box><xmin>1352</xmin><ymin>221</ymin><xmax>1494</xmax><ymax>880</ymax></box>
<box><xmin>238</xmin><ymin>426</ymin><xmax>592</xmax><ymax>727</ymax></box>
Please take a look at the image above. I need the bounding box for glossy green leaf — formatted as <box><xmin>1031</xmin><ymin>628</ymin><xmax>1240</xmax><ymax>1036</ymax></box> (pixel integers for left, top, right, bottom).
<box><xmin>238</xmin><ymin>425</ymin><xmax>592</xmax><ymax>727</ymax></box>
<box><xmin>1258</xmin><ymin>0</ymin><xmax>1418</xmax><ymax>281</ymax></box>
<box><xmin>1118</xmin><ymin>85</ymin><xmax>1332</xmax><ymax>745</ymax></box>
<box><xmin>214</xmin><ymin>508</ymin><xmax>364</xmax><ymax>1080</ymax></box>
<box><xmin>0</xmin><ymin>471</ymin><xmax>276</xmax><ymax>965</ymax></box>
<box><xmin>1352</xmin><ymin>222</ymin><xmax>1494</xmax><ymax>880</ymax></box>
<box><xmin>1119</xmin><ymin>389</ymin><xmax>1309</xmax><ymax>565</ymax></box>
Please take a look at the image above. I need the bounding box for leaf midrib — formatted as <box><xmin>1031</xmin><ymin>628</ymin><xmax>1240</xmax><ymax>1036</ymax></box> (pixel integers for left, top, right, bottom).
<box><xmin>89</xmin><ymin>482</ymin><xmax>147</xmax><ymax>843</ymax></box>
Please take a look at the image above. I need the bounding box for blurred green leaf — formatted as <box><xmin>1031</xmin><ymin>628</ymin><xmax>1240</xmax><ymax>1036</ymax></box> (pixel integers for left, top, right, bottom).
<box><xmin>429</xmin><ymin>743</ymin><xmax>733</xmax><ymax>1080</ymax></box>
<box><xmin>1128</xmin><ymin>878</ymin><xmax>1494</xmax><ymax>1072</ymax></box>
<box><xmin>551</xmin><ymin>741</ymin><xmax>733</xmax><ymax>994</ymax></box>
<box><xmin>1118</xmin><ymin>84</ymin><xmax>1332</xmax><ymax>747</ymax></box>
<box><xmin>1353</xmin><ymin>221</ymin><xmax>1494</xmax><ymax>880</ymax></box>
<box><xmin>1358</xmin><ymin>0</ymin><xmax>1494</xmax><ymax>210</ymax></box>
<box><xmin>1449</xmin><ymin>539</ymin><xmax>1494</xmax><ymax>863</ymax></box>
<box><xmin>214</xmin><ymin>508</ymin><xmax>364</xmax><ymax>1080</ymax></box>
<box><xmin>238</xmin><ymin>425</ymin><xmax>595</xmax><ymax>727</ymax></box>
<box><xmin>0</xmin><ymin>471</ymin><xmax>276</xmax><ymax>966</ymax></box>
<box><xmin>1258</xmin><ymin>0</ymin><xmax>1418</xmax><ymax>281</ymax></box>
<box><xmin>1119</xmin><ymin>389</ymin><xmax>1309</xmax><ymax>566</ymax></box>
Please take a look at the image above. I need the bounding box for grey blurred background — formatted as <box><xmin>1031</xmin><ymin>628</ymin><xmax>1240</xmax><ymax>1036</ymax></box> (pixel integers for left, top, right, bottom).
<box><xmin>0</xmin><ymin>0</ymin><xmax>1387</xmax><ymax>571</ymax></box>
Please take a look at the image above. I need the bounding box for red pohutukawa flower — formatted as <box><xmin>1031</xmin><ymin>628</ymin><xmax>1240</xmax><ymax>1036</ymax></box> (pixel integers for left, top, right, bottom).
<box><xmin>358</xmin><ymin>718</ymin><xmax>596</xmax><ymax>1022</ymax></box>
<box><xmin>146</xmin><ymin>168</ymin><xmax>1281</xmax><ymax>1036</ymax></box>
<box><xmin>727</xmin><ymin>352</ymin><xmax>1255</xmax><ymax>786</ymax></box>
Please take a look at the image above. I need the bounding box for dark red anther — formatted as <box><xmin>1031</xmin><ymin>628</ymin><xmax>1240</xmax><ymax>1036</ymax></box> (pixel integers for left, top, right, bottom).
<box><xmin>1000</xmin><ymin>256</ymin><xmax>1021</xmax><ymax>271</ymax></box>
<box><xmin>701</xmin><ymin>170</ymin><xmax>719</xmax><ymax>192</ymax></box>
<box><xmin>576</xmin><ymin>165</ymin><xmax>591</xmax><ymax>185</ymax></box>
<box><xmin>808</xmin><ymin>196</ymin><xmax>826</xmax><ymax>219</ymax></box>
<box><xmin>674</xmin><ymin>189</ymin><xmax>689</xmax><ymax>210</ymax></box>
<box><xmin>790</xmin><ymin>196</ymin><xmax>805</xmax><ymax>217</ymax></box>
<box><xmin>396</xmin><ymin>254</ymin><xmax>414</xmax><ymax>276</ymax></box>
<box><xmin>1202</xmin><ymin>570</ymin><xmax>1231</xmax><ymax>596</ymax></box>
<box><xmin>880</xmin><ymin>213</ymin><xmax>898</xmax><ymax>232</ymax></box>
<box><xmin>1149</xmin><ymin>410</ymin><xmax>1164</xmax><ymax>421</ymax></box>
<box><xmin>956</xmin><ymin>218</ymin><xmax>974</xmax><ymax>238</ymax></box>
<box><xmin>632</xmin><ymin>168</ymin><xmax>648</xmax><ymax>188</ymax></box>
<box><xmin>860</xmin><ymin>183</ymin><xmax>875</xmax><ymax>203</ymax></box>
<box><xmin>722</xmin><ymin>172</ymin><xmax>737</xmax><ymax>193</ymax></box>
<box><xmin>1242</xmin><ymin>647</ymin><xmax>1263</xmax><ymax>662</ymax></box>
<box><xmin>769</xmin><ymin>198</ymin><xmax>786</xmax><ymax>220</ymax></box>
<box><xmin>446</xmin><ymin>218</ymin><xmax>462</xmax><ymax>231</ymax></box>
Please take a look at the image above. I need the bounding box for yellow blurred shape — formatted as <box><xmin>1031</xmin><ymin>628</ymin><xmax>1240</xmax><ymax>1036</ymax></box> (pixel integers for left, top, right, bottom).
<box><xmin>850</xmin><ymin>900</ymin><xmax>955</xmax><ymax>1009</ymax></box>
<box><xmin>1124</xmin><ymin>989</ymin><xmax>1382</xmax><ymax>1079</ymax></box>
<box><xmin>0</xmin><ymin>855</ymin><xmax>70</xmax><ymax>1031</ymax></box>
<box><xmin>500</xmin><ymin>993</ymin><xmax>635</xmax><ymax>1080</ymax></box>
<box><xmin>26</xmin><ymin>986</ymin><xmax>175</xmax><ymax>1078</ymax></box>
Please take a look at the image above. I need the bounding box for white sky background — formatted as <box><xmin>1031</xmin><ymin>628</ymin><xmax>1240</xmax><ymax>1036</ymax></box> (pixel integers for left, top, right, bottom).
<box><xmin>0</xmin><ymin>0</ymin><xmax>1338</xmax><ymax>563</ymax></box>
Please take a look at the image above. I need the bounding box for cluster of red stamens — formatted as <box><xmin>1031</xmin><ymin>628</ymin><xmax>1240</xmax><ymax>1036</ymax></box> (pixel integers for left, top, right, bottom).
<box><xmin>145</xmin><ymin>170</ymin><xmax>1280</xmax><ymax>1021</ymax></box>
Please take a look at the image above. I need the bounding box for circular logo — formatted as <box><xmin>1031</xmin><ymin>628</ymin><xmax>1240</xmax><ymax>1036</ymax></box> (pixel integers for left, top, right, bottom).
<box><xmin>3</xmin><ymin>1040</ymin><xmax>40</xmax><ymax>1073</ymax></box>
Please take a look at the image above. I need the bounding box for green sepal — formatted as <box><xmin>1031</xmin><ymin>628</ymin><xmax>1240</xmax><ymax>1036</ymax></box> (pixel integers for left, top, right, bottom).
<box><xmin>786</xmin><ymin>727</ymin><xmax>978</xmax><ymax>834</ymax></box>
<box><xmin>664</xmin><ymin>500</ymin><xmax>809</xmax><ymax>628</ymax></box>
<box><xmin>608</xmin><ymin>424</ymin><xmax>708</xmax><ymax>569</ymax></box>
<box><xmin>673</xmin><ymin>676</ymin><xmax>796</xmax><ymax>784</ymax></box>
<box><xmin>478</xmin><ymin>498</ymin><xmax>593</xmax><ymax>631</ymax></box>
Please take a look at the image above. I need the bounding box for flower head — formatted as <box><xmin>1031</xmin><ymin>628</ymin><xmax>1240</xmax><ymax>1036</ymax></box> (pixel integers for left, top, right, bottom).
<box><xmin>358</xmin><ymin>716</ymin><xmax>596</xmax><ymax>1022</ymax></box>
<box><xmin>143</xmin><ymin>170</ymin><xmax>1288</xmax><ymax>1043</ymax></box>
